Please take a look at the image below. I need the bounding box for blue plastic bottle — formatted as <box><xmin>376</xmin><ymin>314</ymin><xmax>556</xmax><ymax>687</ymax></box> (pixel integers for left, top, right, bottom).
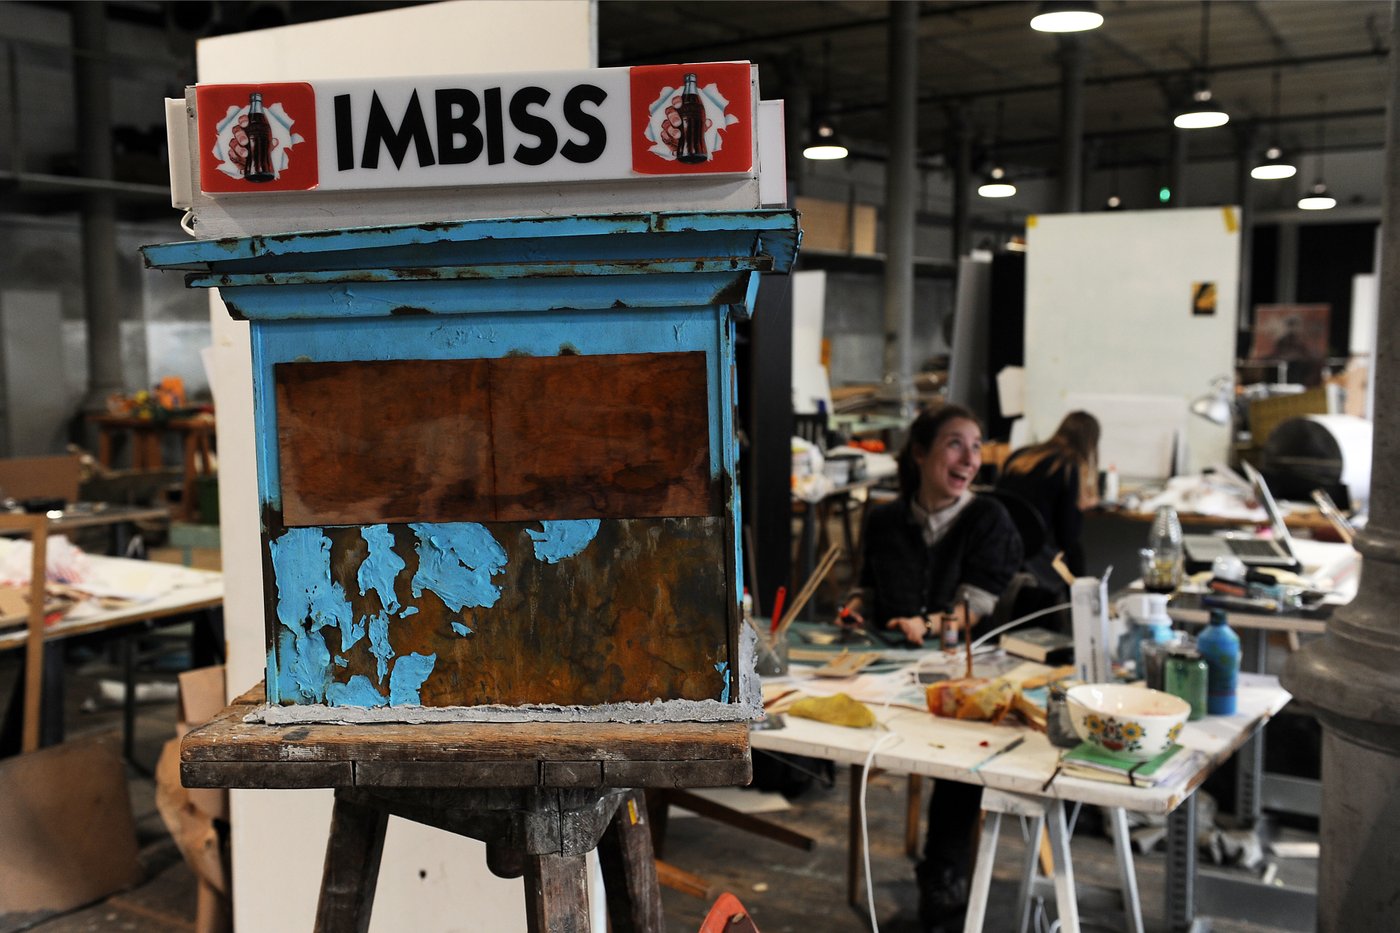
<box><xmin>1197</xmin><ymin>609</ymin><xmax>1241</xmax><ymax>715</ymax></box>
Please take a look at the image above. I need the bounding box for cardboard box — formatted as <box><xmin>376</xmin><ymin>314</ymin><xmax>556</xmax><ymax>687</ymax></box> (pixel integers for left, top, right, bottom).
<box><xmin>0</xmin><ymin>737</ymin><xmax>142</xmax><ymax>920</ymax></box>
<box><xmin>795</xmin><ymin>196</ymin><xmax>878</xmax><ymax>255</ymax></box>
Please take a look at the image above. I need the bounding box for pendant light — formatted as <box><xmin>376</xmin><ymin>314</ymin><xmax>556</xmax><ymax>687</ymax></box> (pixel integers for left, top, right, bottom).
<box><xmin>1298</xmin><ymin>98</ymin><xmax>1336</xmax><ymax>210</ymax></box>
<box><xmin>978</xmin><ymin>100</ymin><xmax>1017</xmax><ymax>198</ymax></box>
<box><xmin>1029</xmin><ymin>1</ymin><xmax>1103</xmax><ymax>33</ymax></box>
<box><xmin>1174</xmin><ymin>2</ymin><xmax>1229</xmax><ymax>129</ymax></box>
<box><xmin>1251</xmin><ymin>70</ymin><xmax>1297</xmax><ymax>179</ymax></box>
<box><xmin>803</xmin><ymin>40</ymin><xmax>849</xmax><ymax>161</ymax></box>
<box><xmin>978</xmin><ymin>166</ymin><xmax>1017</xmax><ymax>198</ymax></box>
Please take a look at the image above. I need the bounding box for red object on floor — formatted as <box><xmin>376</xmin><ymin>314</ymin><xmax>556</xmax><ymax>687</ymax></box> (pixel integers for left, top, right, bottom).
<box><xmin>699</xmin><ymin>892</ymin><xmax>760</xmax><ymax>933</ymax></box>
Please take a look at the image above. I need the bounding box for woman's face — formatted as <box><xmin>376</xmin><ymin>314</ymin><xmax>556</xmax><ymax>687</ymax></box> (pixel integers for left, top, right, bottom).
<box><xmin>914</xmin><ymin>417</ymin><xmax>983</xmax><ymax>507</ymax></box>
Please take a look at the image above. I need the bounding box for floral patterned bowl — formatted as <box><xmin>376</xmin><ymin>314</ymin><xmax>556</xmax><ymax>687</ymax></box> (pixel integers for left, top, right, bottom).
<box><xmin>1065</xmin><ymin>684</ymin><xmax>1190</xmax><ymax>761</ymax></box>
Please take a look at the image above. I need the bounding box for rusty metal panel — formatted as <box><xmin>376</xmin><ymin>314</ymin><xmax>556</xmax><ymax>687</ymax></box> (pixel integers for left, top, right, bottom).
<box><xmin>268</xmin><ymin>517</ymin><xmax>731</xmax><ymax>709</ymax></box>
<box><xmin>276</xmin><ymin>352</ymin><xmax>714</xmax><ymax>527</ymax></box>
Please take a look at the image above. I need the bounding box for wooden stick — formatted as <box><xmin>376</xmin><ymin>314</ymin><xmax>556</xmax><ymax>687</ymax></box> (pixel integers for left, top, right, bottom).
<box><xmin>775</xmin><ymin>544</ymin><xmax>841</xmax><ymax>638</ymax></box>
<box><xmin>963</xmin><ymin>597</ymin><xmax>973</xmax><ymax>680</ymax></box>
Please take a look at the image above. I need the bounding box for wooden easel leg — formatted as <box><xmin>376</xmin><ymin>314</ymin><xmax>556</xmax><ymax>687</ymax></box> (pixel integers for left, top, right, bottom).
<box><xmin>314</xmin><ymin>790</ymin><xmax>389</xmax><ymax>933</ymax></box>
<box><xmin>524</xmin><ymin>851</ymin><xmax>591</xmax><ymax>933</ymax></box>
<box><xmin>597</xmin><ymin>790</ymin><xmax>664</xmax><ymax>933</ymax></box>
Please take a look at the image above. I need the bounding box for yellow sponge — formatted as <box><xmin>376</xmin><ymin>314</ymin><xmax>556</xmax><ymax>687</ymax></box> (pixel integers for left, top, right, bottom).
<box><xmin>788</xmin><ymin>692</ymin><xmax>876</xmax><ymax>729</ymax></box>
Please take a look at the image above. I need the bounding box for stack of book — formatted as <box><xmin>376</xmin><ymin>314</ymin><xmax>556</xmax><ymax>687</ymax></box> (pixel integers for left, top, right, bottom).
<box><xmin>1057</xmin><ymin>742</ymin><xmax>1206</xmax><ymax>788</ymax></box>
<box><xmin>1000</xmin><ymin>626</ymin><xmax>1074</xmax><ymax>664</ymax></box>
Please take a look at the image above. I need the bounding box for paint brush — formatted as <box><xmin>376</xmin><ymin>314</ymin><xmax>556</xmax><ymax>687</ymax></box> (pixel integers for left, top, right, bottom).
<box><xmin>776</xmin><ymin>545</ymin><xmax>841</xmax><ymax>638</ymax></box>
<box><xmin>769</xmin><ymin>586</ymin><xmax>787</xmax><ymax>635</ymax></box>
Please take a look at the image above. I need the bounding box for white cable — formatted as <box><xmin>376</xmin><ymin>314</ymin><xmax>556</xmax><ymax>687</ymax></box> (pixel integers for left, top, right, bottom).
<box><xmin>859</xmin><ymin>730</ymin><xmax>903</xmax><ymax>933</ymax></box>
<box><xmin>970</xmin><ymin>601</ymin><xmax>1073</xmax><ymax>651</ymax></box>
<box><xmin>179</xmin><ymin>209</ymin><xmax>197</xmax><ymax>237</ymax></box>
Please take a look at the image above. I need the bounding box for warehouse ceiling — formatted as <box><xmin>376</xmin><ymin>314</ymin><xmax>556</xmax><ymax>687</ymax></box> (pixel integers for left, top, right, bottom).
<box><xmin>596</xmin><ymin>0</ymin><xmax>1392</xmax><ymax>177</ymax></box>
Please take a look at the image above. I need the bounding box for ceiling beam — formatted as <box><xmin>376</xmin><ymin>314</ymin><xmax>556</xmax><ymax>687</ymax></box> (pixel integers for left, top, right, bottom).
<box><xmin>832</xmin><ymin>47</ymin><xmax>1389</xmax><ymax>117</ymax></box>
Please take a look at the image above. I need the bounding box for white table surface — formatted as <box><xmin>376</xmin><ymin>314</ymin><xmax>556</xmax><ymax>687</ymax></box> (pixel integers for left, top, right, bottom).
<box><xmin>751</xmin><ymin>671</ymin><xmax>1290</xmax><ymax>817</ymax></box>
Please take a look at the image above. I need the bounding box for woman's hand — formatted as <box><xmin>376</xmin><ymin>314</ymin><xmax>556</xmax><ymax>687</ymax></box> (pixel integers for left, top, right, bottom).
<box><xmin>837</xmin><ymin>600</ymin><xmax>865</xmax><ymax>629</ymax></box>
<box><xmin>887</xmin><ymin>615</ymin><xmax>934</xmax><ymax>646</ymax></box>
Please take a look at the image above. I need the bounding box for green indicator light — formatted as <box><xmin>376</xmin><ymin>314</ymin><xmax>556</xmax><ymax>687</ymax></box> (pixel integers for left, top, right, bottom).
<box><xmin>1158</xmin><ymin>186</ymin><xmax>1172</xmax><ymax>203</ymax></box>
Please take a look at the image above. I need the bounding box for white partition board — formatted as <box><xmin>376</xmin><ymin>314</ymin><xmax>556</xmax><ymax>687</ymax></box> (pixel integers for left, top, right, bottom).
<box><xmin>198</xmin><ymin>4</ymin><xmax>595</xmax><ymax>931</ymax></box>
<box><xmin>792</xmin><ymin>269</ymin><xmax>831</xmax><ymax>414</ymax></box>
<box><xmin>1024</xmin><ymin>207</ymin><xmax>1239</xmax><ymax>480</ymax></box>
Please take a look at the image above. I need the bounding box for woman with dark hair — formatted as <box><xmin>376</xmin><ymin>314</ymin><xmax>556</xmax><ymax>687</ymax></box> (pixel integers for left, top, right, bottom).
<box><xmin>997</xmin><ymin>410</ymin><xmax>1101</xmax><ymax>579</ymax></box>
<box><xmin>839</xmin><ymin>404</ymin><xmax>1022</xmax><ymax>931</ymax></box>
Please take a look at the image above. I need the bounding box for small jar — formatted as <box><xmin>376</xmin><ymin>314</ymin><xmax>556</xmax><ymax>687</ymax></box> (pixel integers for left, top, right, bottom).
<box><xmin>1046</xmin><ymin>684</ymin><xmax>1080</xmax><ymax>748</ymax></box>
<box><xmin>1164</xmin><ymin>648</ymin><xmax>1209</xmax><ymax>721</ymax></box>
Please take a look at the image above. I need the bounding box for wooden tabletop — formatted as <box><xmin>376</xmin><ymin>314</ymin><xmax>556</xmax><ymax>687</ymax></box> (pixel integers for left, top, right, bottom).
<box><xmin>181</xmin><ymin>683</ymin><xmax>752</xmax><ymax>792</ymax></box>
<box><xmin>0</xmin><ymin>557</ymin><xmax>222</xmax><ymax>653</ymax></box>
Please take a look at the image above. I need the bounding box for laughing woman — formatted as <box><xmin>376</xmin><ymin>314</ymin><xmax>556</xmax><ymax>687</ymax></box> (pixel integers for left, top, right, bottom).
<box><xmin>839</xmin><ymin>404</ymin><xmax>1023</xmax><ymax>932</ymax></box>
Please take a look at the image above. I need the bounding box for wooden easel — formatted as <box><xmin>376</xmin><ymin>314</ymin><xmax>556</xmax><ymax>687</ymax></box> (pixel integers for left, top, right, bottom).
<box><xmin>182</xmin><ymin>685</ymin><xmax>750</xmax><ymax>932</ymax></box>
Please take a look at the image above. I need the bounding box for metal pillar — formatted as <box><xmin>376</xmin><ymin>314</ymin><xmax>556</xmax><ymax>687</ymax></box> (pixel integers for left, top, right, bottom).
<box><xmin>1169</xmin><ymin>126</ymin><xmax>1189</xmax><ymax>208</ymax></box>
<box><xmin>950</xmin><ymin>108</ymin><xmax>972</xmax><ymax>271</ymax></box>
<box><xmin>1236</xmin><ymin>125</ymin><xmax>1257</xmax><ymax>334</ymax></box>
<box><xmin>73</xmin><ymin>2</ymin><xmax>125</xmax><ymax>410</ymax></box>
<box><xmin>1281</xmin><ymin>7</ymin><xmax>1400</xmax><ymax>929</ymax></box>
<box><xmin>881</xmin><ymin>0</ymin><xmax>917</xmax><ymax>409</ymax></box>
<box><xmin>1056</xmin><ymin>36</ymin><xmax>1086</xmax><ymax>214</ymax></box>
<box><xmin>1275</xmin><ymin>222</ymin><xmax>1299</xmax><ymax>303</ymax></box>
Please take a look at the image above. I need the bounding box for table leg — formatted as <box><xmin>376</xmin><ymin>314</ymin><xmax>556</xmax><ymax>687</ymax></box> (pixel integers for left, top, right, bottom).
<box><xmin>1014</xmin><ymin>814</ymin><xmax>1044</xmax><ymax>933</ymax></box>
<box><xmin>1166</xmin><ymin>793</ymin><xmax>1198</xmax><ymax>933</ymax></box>
<box><xmin>1107</xmin><ymin>807</ymin><xmax>1145</xmax><ymax>933</ymax></box>
<box><xmin>597</xmin><ymin>791</ymin><xmax>664</xmax><ymax>933</ymax></box>
<box><xmin>122</xmin><ymin>636</ymin><xmax>137</xmax><ymax>765</ymax></box>
<box><xmin>905</xmin><ymin>774</ymin><xmax>923</xmax><ymax>857</ymax></box>
<box><xmin>798</xmin><ymin>505</ymin><xmax>818</xmax><ymax>614</ymax></box>
<box><xmin>1044</xmin><ymin>802</ymin><xmax>1081</xmax><ymax>933</ymax></box>
<box><xmin>962</xmin><ymin>810</ymin><xmax>1002</xmax><ymax>932</ymax></box>
<box><xmin>847</xmin><ymin>764</ymin><xmax>864</xmax><ymax>907</ymax></box>
<box><xmin>315</xmin><ymin>789</ymin><xmax>389</xmax><ymax>933</ymax></box>
<box><xmin>524</xmin><ymin>851</ymin><xmax>591</xmax><ymax>933</ymax></box>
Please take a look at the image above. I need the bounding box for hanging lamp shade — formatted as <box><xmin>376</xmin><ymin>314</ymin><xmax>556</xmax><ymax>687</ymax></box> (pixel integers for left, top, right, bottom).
<box><xmin>1251</xmin><ymin>146</ymin><xmax>1298</xmax><ymax>180</ymax></box>
<box><xmin>802</xmin><ymin>118</ymin><xmax>848</xmax><ymax>161</ymax></box>
<box><xmin>977</xmin><ymin>166</ymin><xmax>1017</xmax><ymax>198</ymax></box>
<box><xmin>1174</xmin><ymin>85</ymin><xmax>1229</xmax><ymax>129</ymax></box>
<box><xmin>1298</xmin><ymin>181</ymin><xmax>1336</xmax><ymax>211</ymax></box>
<box><xmin>1029</xmin><ymin>1</ymin><xmax>1103</xmax><ymax>33</ymax></box>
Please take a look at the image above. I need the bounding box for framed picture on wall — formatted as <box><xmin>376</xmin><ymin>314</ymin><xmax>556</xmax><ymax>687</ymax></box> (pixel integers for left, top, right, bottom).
<box><xmin>1251</xmin><ymin>303</ymin><xmax>1330</xmax><ymax>386</ymax></box>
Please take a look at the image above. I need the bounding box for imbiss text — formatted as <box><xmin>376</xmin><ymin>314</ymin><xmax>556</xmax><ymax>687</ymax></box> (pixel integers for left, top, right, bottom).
<box><xmin>333</xmin><ymin>84</ymin><xmax>609</xmax><ymax>171</ymax></box>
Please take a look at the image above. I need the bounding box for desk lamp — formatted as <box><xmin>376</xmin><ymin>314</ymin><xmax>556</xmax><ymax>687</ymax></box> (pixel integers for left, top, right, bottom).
<box><xmin>1190</xmin><ymin>375</ymin><xmax>1234</xmax><ymax>426</ymax></box>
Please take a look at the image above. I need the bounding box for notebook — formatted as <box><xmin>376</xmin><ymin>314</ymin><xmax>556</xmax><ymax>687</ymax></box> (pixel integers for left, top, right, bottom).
<box><xmin>1181</xmin><ymin>462</ymin><xmax>1302</xmax><ymax>573</ymax></box>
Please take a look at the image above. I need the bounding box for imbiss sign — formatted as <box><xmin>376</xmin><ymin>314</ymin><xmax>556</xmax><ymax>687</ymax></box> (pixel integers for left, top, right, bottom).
<box><xmin>195</xmin><ymin>62</ymin><xmax>755</xmax><ymax>195</ymax></box>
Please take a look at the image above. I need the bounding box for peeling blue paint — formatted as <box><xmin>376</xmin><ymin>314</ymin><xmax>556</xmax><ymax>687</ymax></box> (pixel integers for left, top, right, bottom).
<box><xmin>389</xmin><ymin>652</ymin><xmax>437</xmax><ymax>705</ymax></box>
<box><xmin>327</xmin><ymin>674</ymin><xmax>387</xmax><ymax>708</ymax></box>
<box><xmin>340</xmin><ymin>616</ymin><xmax>366</xmax><ymax>653</ymax></box>
<box><xmin>368</xmin><ymin>611</ymin><xmax>394</xmax><ymax>683</ymax></box>
<box><xmin>266</xmin><ymin>647</ymin><xmax>279</xmax><ymax>704</ymax></box>
<box><xmin>527</xmin><ymin>519</ymin><xmax>600</xmax><ymax>563</ymax></box>
<box><xmin>399</xmin><ymin>606</ymin><xmax>418</xmax><ymax>618</ymax></box>
<box><xmin>277</xmin><ymin>627</ymin><xmax>331</xmax><ymax>703</ymax></box>
<box><xmin>358</xmin><ymin>524</ymin><xmax>404</xmax><ymax>614</ymax></box>
<box><xmin>333</xmin><ymin>656</ymin><xmax>348</xmax><ymax>668</ymax></box>
<box><xmin>451</xmin><ymin>622</ymin><xmax>472</xmax><ymax>637</ymax></box>
<box><xmin>715</xmin><ymin>661</ymin><xmax>731</xmax><ymax>703</ymax></box>
<box><xmin>269</xmin><ymin>527</ymin><xmax>354</xmax><ymax>634</ymax></box>
<box><xmin>410</xmin><ymin>522</ymin><xmax>507</xmax><ymax>611</ymax></box>
<box><xmin>269</xmin><ymin>527</ymin><xmax>354</xmax><ymax>701</ymax></box>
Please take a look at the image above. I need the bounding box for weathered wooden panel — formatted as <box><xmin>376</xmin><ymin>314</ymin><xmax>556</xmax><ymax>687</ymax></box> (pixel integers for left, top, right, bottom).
<box><xmin>277</xmin><ymin>358</ymin><xmax>494</xmax><ymax>527</ymax></box>
<box><xmin>267</xmin><ymin>517</ymin><xmax>731</xmax><ymax>709</ymax></box>
<box><xmin>276</xmin><ymin>352</ymin><xmax>714</xmax><ymax>527</ymax></box>
<box><xmin>181</xmin><ymin>684</ymin><xmax>750</xmax><ymax>790</ymax></box>
<box><xmin>489</xmin><ymin>352</ymin><xmax>714</xmax><ymax>520</ymax></box>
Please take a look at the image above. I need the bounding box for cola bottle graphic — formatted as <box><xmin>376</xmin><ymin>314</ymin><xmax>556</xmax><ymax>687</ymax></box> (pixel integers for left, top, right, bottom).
<box><xmin>675</xmin><ymin>73</ymin><xmax>708</xmax><ymax>164</ymax></box>
<box><xmin>243</xmin><ymin>92</ymin><xmax>276</xmax><ymax>182</ymax></box>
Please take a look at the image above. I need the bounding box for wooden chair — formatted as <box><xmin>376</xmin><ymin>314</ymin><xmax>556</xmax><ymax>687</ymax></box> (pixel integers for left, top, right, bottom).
<box><xmin>0</xmin><ymin>514</ymin><xmax>49</xmax><ymax>753</ymax></box>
